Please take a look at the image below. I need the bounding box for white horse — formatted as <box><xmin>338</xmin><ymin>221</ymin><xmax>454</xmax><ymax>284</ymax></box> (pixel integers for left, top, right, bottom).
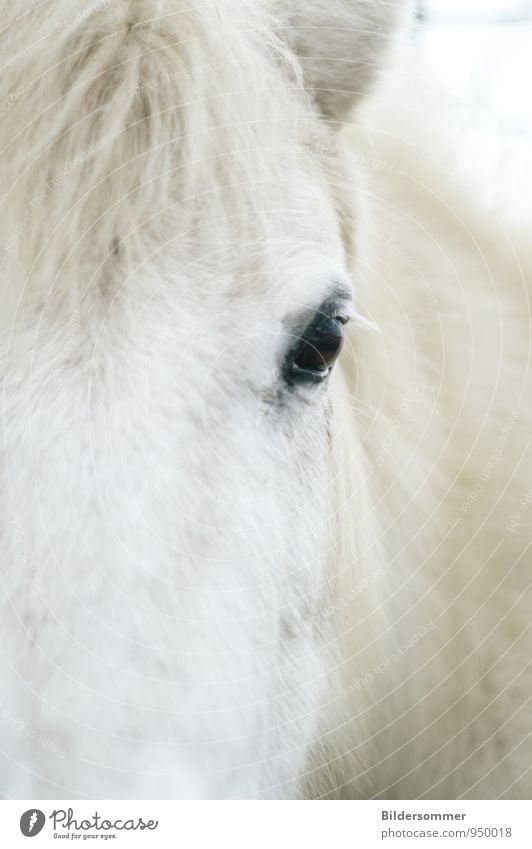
<box><xmin>0</xmin><ymin>0</ymin><xmax>530</xmax><ymax>799</ymax></box>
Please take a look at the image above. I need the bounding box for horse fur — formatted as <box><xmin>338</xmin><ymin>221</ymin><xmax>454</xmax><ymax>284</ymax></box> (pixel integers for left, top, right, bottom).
<box><xmin>0</xmin><ymin>0</ymin><xmax>530</xmax><ymax>799</ymax></box>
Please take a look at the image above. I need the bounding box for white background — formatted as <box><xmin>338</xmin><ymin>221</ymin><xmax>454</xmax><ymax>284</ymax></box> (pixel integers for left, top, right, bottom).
<box><xmin>415</xmin><ymin>1</ymin><xmax>532</xmax><ymax>224</ymax></box>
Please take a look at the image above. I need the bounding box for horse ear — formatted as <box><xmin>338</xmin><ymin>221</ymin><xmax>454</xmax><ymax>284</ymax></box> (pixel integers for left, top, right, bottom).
<box><xmin>281</xmin><ymin>0</ymin><xmax>412</xmax><ymax>121</ymax></box>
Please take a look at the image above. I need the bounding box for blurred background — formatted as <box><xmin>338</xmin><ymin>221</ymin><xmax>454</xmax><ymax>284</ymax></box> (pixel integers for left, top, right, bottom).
<box><xmin>413</xmin><ymin>0</ymin><xmax>532</xmax><ymax>221</ymax></box>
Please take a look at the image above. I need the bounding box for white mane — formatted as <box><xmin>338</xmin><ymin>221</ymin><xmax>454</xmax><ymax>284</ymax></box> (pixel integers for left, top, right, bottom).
<box><xmin>1</xmin><ymin>2</ymin><xmax>313</xmax><ymax>303</ymax></box>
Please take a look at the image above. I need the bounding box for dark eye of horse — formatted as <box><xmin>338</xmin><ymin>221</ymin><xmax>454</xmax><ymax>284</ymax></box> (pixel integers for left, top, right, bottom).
<box><xmin>285</xmin><ymin>308</ymin><xmax>350</xmax><ymax>385</ymax></box>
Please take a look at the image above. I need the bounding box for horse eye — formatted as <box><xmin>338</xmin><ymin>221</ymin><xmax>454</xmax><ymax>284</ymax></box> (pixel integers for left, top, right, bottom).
<box><xmin>286</xmin><ymin>310</ymin><xmax>349</xmax><ymax>385</ymax></box>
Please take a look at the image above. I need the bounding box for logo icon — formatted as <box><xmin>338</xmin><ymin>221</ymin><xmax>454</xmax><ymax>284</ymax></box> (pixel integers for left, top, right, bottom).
<box><xmin>20</xmin><ymin>810</ymin><xmax>46</xmax><ymax>837</ymax></box>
